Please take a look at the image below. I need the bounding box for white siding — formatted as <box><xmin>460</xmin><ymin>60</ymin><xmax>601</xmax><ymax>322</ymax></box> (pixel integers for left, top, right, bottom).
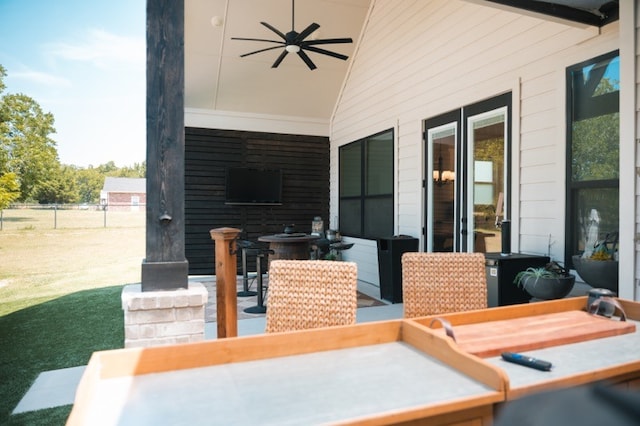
<box><xmin>331</xmin><ymin>0</ymin><xmax>620</xmax><ymax>288</ymax></box>
<box><xmin>619</xmin><ymin>0</ymin><xmax>639</xmax><ymax>301</ymax></box>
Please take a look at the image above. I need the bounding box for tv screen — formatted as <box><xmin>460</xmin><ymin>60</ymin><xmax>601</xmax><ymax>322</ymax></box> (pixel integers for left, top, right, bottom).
<box><xmin>225</xmin><ymin>168</ymin><xmax>282</xmax><ymax>205</ymax></box>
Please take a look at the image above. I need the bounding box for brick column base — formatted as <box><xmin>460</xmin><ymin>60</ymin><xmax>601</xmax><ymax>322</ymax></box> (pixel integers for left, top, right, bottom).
<box><xmin>121</xmin><ymin>282</ymin><xmax>208</xmax><ymax>348</ymax></box>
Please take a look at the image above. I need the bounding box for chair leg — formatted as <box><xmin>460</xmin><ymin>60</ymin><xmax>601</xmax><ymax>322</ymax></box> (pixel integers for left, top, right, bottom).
<box><xmin>243</xmin><ymin>254</ymin><xmax>267</xmax><ymax>314</ymax></box>
<box><xmin>237</xmin><ymin>248</ymin><xmax>257</xmax><ymax>297</ymax></box>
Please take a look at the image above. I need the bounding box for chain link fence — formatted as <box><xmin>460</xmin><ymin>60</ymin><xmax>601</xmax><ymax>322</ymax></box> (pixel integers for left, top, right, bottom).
<box><xmin>0</xmin><ymin>204</ymin><xmax>145</xmax><ymax>230</ymax></box>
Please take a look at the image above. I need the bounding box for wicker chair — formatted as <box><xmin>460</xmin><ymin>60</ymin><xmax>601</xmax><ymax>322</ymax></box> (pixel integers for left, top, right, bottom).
<box><xmin>265</xmin><ymin>260</ymin><xmax>358</xmax><ymax>333</ymax></box>
<box><xmin>401</xmin><ymin>252</ymin><xmax>487</xmax><ymax>318</ymax></box>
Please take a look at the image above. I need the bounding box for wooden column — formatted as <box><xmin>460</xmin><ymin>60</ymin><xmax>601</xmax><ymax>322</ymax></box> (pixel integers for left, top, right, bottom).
<box><xmin>142</xmin><ymin>0</ymin><xmax>188</xmax><ymax>291</ymax></box>
<box><xmin>210</xmin><ymin>227</ymin><xmax>241</xmax><ymax>338</ymax></box>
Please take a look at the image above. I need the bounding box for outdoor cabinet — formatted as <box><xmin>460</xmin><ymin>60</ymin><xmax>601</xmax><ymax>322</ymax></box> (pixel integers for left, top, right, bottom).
<box><xmin>377</xmin><ymin>236</ymin><xmax>419</xmax><ymax>303</ymax></box>
<box><xmin>485</xmin><ymin>252</ymin><xmax>550</xmax><ymax>307</ymax></box>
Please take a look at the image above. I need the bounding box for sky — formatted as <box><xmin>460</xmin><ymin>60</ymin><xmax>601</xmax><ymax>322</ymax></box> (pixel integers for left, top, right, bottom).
<box><xmin>0</xmin><ymin>0</ymin><xmax>145</xmax><ymax>168</ymax></box>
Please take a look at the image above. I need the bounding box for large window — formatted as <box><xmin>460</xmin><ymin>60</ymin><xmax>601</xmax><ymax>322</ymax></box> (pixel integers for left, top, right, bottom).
<box><xmin>339</xmin><ymin>129</ymin><xmax>394</xmax><ymax>239</ymax></box>
<box><xmin>566</xmin><ymin>51</ymin><xmax>619</xmax><ymax>266</ymax></box>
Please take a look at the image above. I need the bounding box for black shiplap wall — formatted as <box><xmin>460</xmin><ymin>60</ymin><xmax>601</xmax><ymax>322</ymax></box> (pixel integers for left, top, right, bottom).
<box><xmin>185</xmin><ymin>127</ymin><xmax>330</xmax><ymax>274</ymax></box>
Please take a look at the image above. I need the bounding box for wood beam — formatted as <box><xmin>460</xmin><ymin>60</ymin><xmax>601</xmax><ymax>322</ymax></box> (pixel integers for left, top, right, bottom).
<box><xmin>142</xmin><ymin>0</ymin><xmax>188</xmax><ymax>291</ymax></box>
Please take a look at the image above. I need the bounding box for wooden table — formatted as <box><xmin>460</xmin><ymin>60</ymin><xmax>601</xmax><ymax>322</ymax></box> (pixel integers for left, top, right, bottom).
<box><xmin>67</xmin><ymin>298</ymin><xmax>640</xmax><ymax>425</ymax></box>
<box><xmin>258</xmin><ymin>233</ymin><xmax>319</xmax><ymax>261</ymax></box>
<box><xmin>67</xmin><ymin>321</ymin><xmax>504</xmax><ymax>425</ymax></box>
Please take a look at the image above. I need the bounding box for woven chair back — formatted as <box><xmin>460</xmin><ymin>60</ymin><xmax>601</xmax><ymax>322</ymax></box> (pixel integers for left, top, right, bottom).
<box><xmin>401</xmin><ymin>252</ymin><xmax>487</xmax><ymax>318</ymax></box>
<box><xmin>265</xmin><ymin>260</ymin><xmax>358</xmax><ymax>333</ymax></box>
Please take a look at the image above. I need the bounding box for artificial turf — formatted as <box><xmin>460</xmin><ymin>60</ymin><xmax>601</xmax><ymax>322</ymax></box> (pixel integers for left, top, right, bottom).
<box><xmin>0</xmin><ymin>285</ymin><xmax>124</xmax><ymax>425</ymax></box>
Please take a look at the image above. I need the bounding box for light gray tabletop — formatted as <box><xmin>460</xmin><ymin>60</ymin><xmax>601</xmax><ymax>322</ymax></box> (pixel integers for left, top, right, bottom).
<box><xmin>484</xmin><ymin>319</ymin><xmax>640</xmax><ymax>391</ymax></box>
<box><xmin>81</xmin><ymin>341</ymin><xmax>497</xmax><ymax>425</ymax></box>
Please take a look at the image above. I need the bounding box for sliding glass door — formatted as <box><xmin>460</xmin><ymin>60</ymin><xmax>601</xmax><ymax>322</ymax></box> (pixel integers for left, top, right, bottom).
<box><xmin>424</xmin><ymin>94</ymin><xmax>510</xmax><ymax>253</ymax></box>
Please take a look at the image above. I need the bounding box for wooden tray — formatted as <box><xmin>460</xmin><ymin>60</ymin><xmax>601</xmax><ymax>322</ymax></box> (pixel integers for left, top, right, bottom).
<box><xmin>435</xmin><ymin>310</ymin><xmax>636</xmax><ymax>358</ymax></box>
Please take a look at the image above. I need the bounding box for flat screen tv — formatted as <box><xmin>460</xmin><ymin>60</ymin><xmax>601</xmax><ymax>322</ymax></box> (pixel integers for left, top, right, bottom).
<box><xmin>225</xmin><ymin>168</ymin><xmax>283</xmax><ymax>205</ymax></box>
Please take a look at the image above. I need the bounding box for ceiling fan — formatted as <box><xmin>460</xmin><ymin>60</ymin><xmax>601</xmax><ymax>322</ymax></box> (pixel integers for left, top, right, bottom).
<box><xmin>231</xmin><ymin>0</ymin><xmax>353</xmax><ymax>70</ymax></box>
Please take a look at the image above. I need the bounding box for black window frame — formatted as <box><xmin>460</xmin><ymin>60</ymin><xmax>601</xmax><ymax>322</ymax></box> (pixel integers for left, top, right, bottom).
<box><xmin>338</xmin><ymin>128</ymin><xmax>394</xmax><ymax>239</ymax></box>
<box><xmin>565</xmin><ymin>50</ymin><xmax>619</xmax><ymax>268</ymax></box>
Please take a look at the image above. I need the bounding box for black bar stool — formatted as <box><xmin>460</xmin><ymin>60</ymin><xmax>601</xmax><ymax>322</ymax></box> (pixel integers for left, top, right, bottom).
<box><xmin>237</xmin><ymin>240</ymin><xmax>257</xmax><ymax>297</ymax></box>
<box><xmin>244</xmin><ymin>249</ymin><xmax>271</xmax><ymax>314</ymax></box>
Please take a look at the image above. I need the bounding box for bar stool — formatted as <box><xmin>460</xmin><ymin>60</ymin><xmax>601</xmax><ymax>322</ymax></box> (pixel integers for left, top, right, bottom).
<box><xmin>237</xmin><ymin>240</ymin><xmax>257</xmax><ymax>297</ymax></box>
<box><xmin>243</xmin><ymin>247</ymin><xmax>272</xmax><ymax>314</ymax></box>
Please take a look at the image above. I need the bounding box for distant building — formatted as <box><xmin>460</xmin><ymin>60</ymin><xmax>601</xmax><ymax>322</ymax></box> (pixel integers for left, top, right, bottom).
<box><xmin>100</xmin><ymin>177</ymin><xmax>146</xmax><ymax>211</ymax></box>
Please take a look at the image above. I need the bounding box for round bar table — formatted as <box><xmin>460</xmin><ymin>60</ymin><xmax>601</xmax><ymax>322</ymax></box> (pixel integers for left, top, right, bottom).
<box><xmin>258</xmin><ymin>233</ymin><xmax>320</xmax><ymax>261</ymax></box>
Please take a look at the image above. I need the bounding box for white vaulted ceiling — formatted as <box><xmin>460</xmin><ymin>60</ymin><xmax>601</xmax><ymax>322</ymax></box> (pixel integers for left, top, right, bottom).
<box><xmin>183</xmin><ymin>0</ymin><xmax>618</xmax><ymax>132</ymax></box>
<box><xmin>185</xmin><ymin>0</ymin><xmax>371</xmax><ymax>125</ymax></box>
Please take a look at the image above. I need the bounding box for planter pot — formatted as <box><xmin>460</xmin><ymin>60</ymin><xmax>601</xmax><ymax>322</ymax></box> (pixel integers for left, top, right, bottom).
<box><xmin>572</xmin><ymin>255</ymin><xmax>618</xmax><ymax>293</ymax></box>
<box><xmin>520</xmin><ymin>275</ymin><xmax>575</xmax><ymax>300</ymax></box>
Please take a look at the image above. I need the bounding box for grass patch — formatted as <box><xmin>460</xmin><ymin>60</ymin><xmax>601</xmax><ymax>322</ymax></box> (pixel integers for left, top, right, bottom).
<box><xmin>1</xmin><ymin>286</ymin><xmax>124</xmax><ymax>424</ymax></box>
<box><xmin>0</xmin><ymin>209</ymin><xmax>144</xmax><ymax>424</ymax></box>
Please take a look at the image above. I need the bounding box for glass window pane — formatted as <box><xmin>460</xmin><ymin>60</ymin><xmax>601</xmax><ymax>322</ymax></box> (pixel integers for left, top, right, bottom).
<box><xmin>339</xmin><ymin>129</ymin><xmax>394</xmax><ymax>238</ymax></box>
<box><xmin>366</xmin><ymin>131</ymin><xmax>393</xmax><ymax>195</ymax></box>
<box><xmin>340</xmin><ymin>142</ymin><xmax>361</xmax><ymax>197</ymax></box>
<box><xmin>431</xmin><ymin>128</ymin><xmax>456</xmax><ymax>252</ymax></box>
<box><xmin>339</xmin><ymin>199</ymin><xmax>361</xmax><ymax>236</ymax></box>
<box><xmin>570</xmin><ymin>55</ymin><xmax>619</xmax><ymax>121</ymax></box>
<box><xmin>578</xmin><ymin>56</ymin><xmax>620</xmax><ymax>98</ymax></box>
<box><xmin>471</xmin><ymin>115</ymin><xmax>504</xmax><ymax>253</ymax></box>
<box><xmin>567</xmin><ymin>51</ymin><xmax>619</xmax><ymax>265</ymax></box>
<box><xmin>571</xmin><ymin>112</ymin><xmax>619</xmax><ymax>182</ymax></box>
<box><xmin>364</xmin><ymin>197</ymin><xmax>393</xmax><ymax>239</ymax></box>
<box><xmin>473</xmin><ymin>114</ymin><xmax>504</xmax><ymax>129</ymax></box>
<box><xmin>572</xmin><ymin>188</ymin><xmax>619</xmax><ymax>254</ymax></box>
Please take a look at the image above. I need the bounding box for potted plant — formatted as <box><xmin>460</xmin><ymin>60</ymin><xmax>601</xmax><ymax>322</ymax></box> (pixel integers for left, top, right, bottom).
<box><xmin>513</xmin><ymin>262</ymin><xmax>576</xmax><ymax>300</ymax></box>
<box><xmin>572</xmin><ymin>232</ymin><xmax>618</xmax><ymax>292</ymax></box>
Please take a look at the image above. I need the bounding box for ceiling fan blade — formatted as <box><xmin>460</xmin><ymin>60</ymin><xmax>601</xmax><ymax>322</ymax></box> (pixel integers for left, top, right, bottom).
<box><xmin>272</xmin><ymin>50</ymin><xmax>289</xmax><ymax>68</ymax></box>
<box><xmin>240</xmin><ymin>45</ymin><xmax>285</xmax><ymax>58</ymax></box>
<box><xmin>260</xmin><ymin>22</ymin><xmax>287</xmax><ymax>40</ymax></box>
<box><xmin>297</xmin><ymin>50</ymin><xmax>317</xmax><ymax>70</ymax></box>
<box><xmin>303</xmin><ymin>37</ymin><xmax>353</xmax><ymax>46</ymax></box>
<box><xmin>303</xmin><ymin>46</ymin><xmax>349</xmax><ymax>61</ymax></box>
<box><xmin>294</xmin><ymin>22</ymin><xmax>320</xmax><ymax>43</ymax></box>
<box><xmin>231</xmin><ymin>37</ymin><xmax>285</xmax><ymax>45</ymax></box>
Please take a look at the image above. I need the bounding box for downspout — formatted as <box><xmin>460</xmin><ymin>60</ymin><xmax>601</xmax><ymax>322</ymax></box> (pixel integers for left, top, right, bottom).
<box><xmin>618</xmin><ymin>0</ymin><xmax>637</xmax><ymax>301</ymax></box>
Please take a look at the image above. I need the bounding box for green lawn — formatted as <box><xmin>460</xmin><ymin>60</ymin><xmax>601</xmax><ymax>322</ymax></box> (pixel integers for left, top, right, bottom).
<box><xmin>0</xmin><ymin>209</ymin><xmax>145</xmax><ymax>424</ymax></box>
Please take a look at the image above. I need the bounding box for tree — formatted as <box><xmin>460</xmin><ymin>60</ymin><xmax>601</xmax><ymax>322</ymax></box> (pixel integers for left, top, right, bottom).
<box><xmin>96</xmin><ymin>161</ymin><xmax>119</xmax><ymax>175</ymax></box>
<box><xmin>0</xmin><ymin>66</ymin><xmax>21</xmax><ymax>207</ymax></box>
<box><xmin>33</xmin><ymin>164</ymin><xmax>79</xmax><ymax>204</ymax></box>
<box><xmin>0</xmin><ymin>65</ymin><xmax>60</xmax><ymax>201</ymax></box>
<box><xmin>76</xmin><ymin>166</ymin><xmax>105</xmax><ymax>203</ymax></box>
<box><xmin>116</xmin><ymin>161</ymin><xmax>146</xmax><ymax>178</ymax></box>
<box><xmin>0</xmin><ymin>172</ymin><xmax>20</xmax><ymax>209</ymax></box>
<box><xmin>0</xmin><ymin>64</ymin><xmax>5</xmax><ymax>94</ymax></box>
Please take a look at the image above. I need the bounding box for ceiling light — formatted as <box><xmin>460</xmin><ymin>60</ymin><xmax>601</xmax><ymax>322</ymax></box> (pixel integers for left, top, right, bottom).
<box><xmin>285</xmin><ymin>45</ymin><xmax>300</xmax><ymax>53</ymax></box>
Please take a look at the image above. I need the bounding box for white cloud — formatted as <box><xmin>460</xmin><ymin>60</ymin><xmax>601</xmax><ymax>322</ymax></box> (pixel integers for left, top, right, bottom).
<box><xmin>9</xmin><ymin>68</ymin><xmax>72</xmax><ymax>89</ymax></box>
<box><xmin>46</xmin><ymin>29</ymin><xmax>144</xmax><ymax>69</ymax></box>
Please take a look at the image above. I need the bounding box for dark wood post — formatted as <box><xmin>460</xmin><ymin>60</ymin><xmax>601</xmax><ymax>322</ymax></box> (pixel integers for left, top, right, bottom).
<box><xmin>142</xmin><ymin>0</ymin><xmax>188</xmax><ymax>291</ymax></box>
<box><xmin>210</xmin><ymin>227</ymin><xmax>241</xmax><ymax>338</ymax></box>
